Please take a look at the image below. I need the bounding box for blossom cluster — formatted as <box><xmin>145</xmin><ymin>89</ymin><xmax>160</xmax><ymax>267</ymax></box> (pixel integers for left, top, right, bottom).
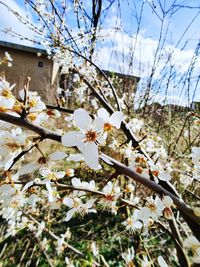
<box><xmin>0</xmin><ymin>67</ymin><xmax>199</xmax><ymax>265</ymax></box>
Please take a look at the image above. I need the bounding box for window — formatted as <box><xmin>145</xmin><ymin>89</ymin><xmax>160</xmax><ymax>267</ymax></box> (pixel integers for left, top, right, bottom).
<box><xmin>38</xmin><ymin>61</ymin><xmax>43</xmax><ymax>67</ymax></box>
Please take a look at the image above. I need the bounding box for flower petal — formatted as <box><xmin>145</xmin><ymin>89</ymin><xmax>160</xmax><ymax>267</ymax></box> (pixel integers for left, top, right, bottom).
<box><xmin>158</xmin><ymin>171</ymin><xmax>171</xmax><ymax>181</ymax></box>
<box><xmin>56</xmin><ymin>171</ymin><xmax>66</xmax><ymax>179</ymax></box>
<box><xmin>65</xmin><ymin>208</ymin><xmax>75</xmax><ymax>221</ymax></box>
<box><xmin>78</xmin><ymin>142</ymin><xmax>100</xmax><ymax>170</ymax></box>
<box><xmin>71</xmin><ymin>178</ymin><xmax>82</xmax><ymax>187</ymax></box>
<box><xmin>109</xmin><ymin>111</ymin><xmax>124</xmax><ymax>129</ymax></box>
<box><xmin>134</xmin><ymin>221</ymin><xmax>143</xmax><ymax>229</ymax></box>
<box><xmin>67</xmin><ymin>153</ymin><xmax>84</xmax><ymax>162</ymax></box>
<box><xmin>158</xmin><ymin>256</ymin><xmax>168</xmax><ymax>267</ymax></box>
<box><xmin>93</xmin><ymin>117</ymin><xmax>104</xmax><ymax>132</ymax></box>
<box><xmin>86</xmin><ymin>198</ymin><xmax>96</xmax><ymax>208</ymax></box>
<box><xmin>73</xmin><ymin>108</ymin><xmax>91</xmax><ymax>131</ymax></box>
<box><xmin>63</xmin><ymin>197</ymin><xmax>74</xmax><ymax>208</ymax></box>
<box><xmin>62</xmin><ymin>131</ymin><xmax>84</xmax><ymax>147</ymax></box>
<box><xmin>97</xmin><ymin>108</ymin><xmax>110</xmax><ymax>121</ymax></box>
<box><xmin>49</xmin><ymin>151</ymin><xmax>67</xmax><ymax>160</ymax></box>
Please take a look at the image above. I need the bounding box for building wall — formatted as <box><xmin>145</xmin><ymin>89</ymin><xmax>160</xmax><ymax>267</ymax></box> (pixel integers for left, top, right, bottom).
<box><xmin>0</xmin><ymin>45</ymin><xmax>57</xmax><ymax>103</ymax></box>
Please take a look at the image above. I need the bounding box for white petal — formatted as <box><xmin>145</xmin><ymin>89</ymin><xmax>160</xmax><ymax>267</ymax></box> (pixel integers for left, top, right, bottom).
<box><xmin>96</xmin><ymin>135</ymin><xmax>106</xmax><ymax>145</ymax></box>
<box><xmin>62</xmin><ymin>131</ymin><xmax>85</xmax><ymax>147</ymax></box>
<box><xmin>158</xmin><ymin>256</ymin><xmax>168</xmax><ymax>267</ymax></box>
<box><xmin>71</xmin><ymin>178</ymin><xmax>82</xmax><ymax>187</ymax></box>
<box><xmin>88</xmin><ymin>209</ymin><xmax>97</xmax><ymax>213</ymax></box>
<box><xmin>49</xmin><ymin>151</ymin><xmax>67</xmax><ymax>160</ymax></box>
<box><xmin>162</xmin><ymin>196</ymin><xmax>173</xmax><ymax>207</ymax></box>
<box><xmin>40</xmin><ymin>168</ymin><xmax>51</xmax><ymax>177</ymax></box>
<box><xmin>30</xmin><ymin>101</ymin><xmax>46</xmax><ymax>112</ymax></box>
<box><xmin>65</xmin><ymin>209</ymin><xmax>75</xmax><ymax>221</ymax></box>
<box><xmin>109</xmin><ymin>111</ymin><xmax>124</xmax><ymax>129</ymax></box>
<box><xmin>78</xmin><ymin>142</ymin><xmax>100</xmax><ymax>170</ymax></box>
<box><xmin>4</xmin><ymin>155</ymin><xmax>15</xmax><ymax>171</ymax></box>
<box><xmin>63</xmin><ymin>197</ymin><xmax>74</xmax><ymax>208</ymax></box>
<box><xmin>0</xmin><ymin>96</ymin><xmax>15</xmax><ymax>109</ymax></box>
<box><xmin>22</xmin><ymin>181</ymin><xmax>34</xmax><ymax>192</ymax></box>
<box><xmin>137</xmin><ymin>207</ymin><xmax>150</xmax><ymax>222</ymax></box>
<box><xmin>0</xmin><ymin>146</ymin><xmax>9</xmax><ymax>156</ymax></box>
<box><xmin>86</xmin><ymin>198</ymin><xmax>96</xmax><ymax>208</ymax></box>
<box><xmin>18</xmin><ymin>163</ymin><xmax>38</xmax><ymax>175</ymax></box>
<box><xmin>45</xmin><ymin>180</ymin><xmax>51</xmax><ymax>191</ymax></box>
<box><xmin>19</xmin><ymin>89</ymin><xmax>25</xmax><ymax>100</ymax></box>
<box><xmin>73</xmin><ymin>108</ymin><xmax>91</xmax><ymax>131</ymax></box>
<box><xmin>67</xmin><ymin>153</ymin><xmax>84</xmax><ymax>162</ymax></box>
<box><xmin>134</xmin><ymin>221</ymin><xmax>143</xmax><ymax>229</ymax></box>
<box><xmin>46</xmin><ymin>181</ymin><xmax>54</xmax><ymax>202</ymax></box>
<box><xmin>97</xmin><ymin>108</ymin><xmax>110</xmax><ymax>121</ymax></box>
<box><xmin>93</xmin><ymin>117</ymin><xmax>104</xmax><ymax>132</ymax></box>
<box><xmin>155</xmin><ymin>197</ymin><xmax>164</xmax><ymax>213</ymax></box>
<box><xmin>159</xmin><ymin>172</ymin><xmax>171</xmax><ymax>181</ymax></box>
<box><xmin>56</xmin><ymin>171</ymin><xmax>66</xmax><ymax>178</ymax></box>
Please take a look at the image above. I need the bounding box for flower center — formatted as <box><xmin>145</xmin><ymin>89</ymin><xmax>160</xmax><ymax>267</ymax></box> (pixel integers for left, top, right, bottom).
<box><xmin>7</xmin><ymin>143</ymin><xmax>21</xmax><ymax>150</ymax></box>
<box><xmin>13</xmin><ymin>103</ymin><xmax>22</xmax><ymax>113</ymax></box>
<box><xmin>152</xmin><ymin>170</ymin><xmax>159</xmax><ymax>177</ymax></box>
<box><xmin>164</xmin><ymin>207</ymin><xmax>173</xmax><ymax>219</ymax></box>
<box><xmin>105</xmin><ymin>195</ymin><xmax>114</xmax><ymax>202</ymax></box>
<box><xmin>85</xmin><ymin>130</ymin><xmax>97</xmax><ymax>142</ymax></box>
<box><xmin>29</xmin><ymin>99</ymin><xmax>37</xmax><ymax>107</ymax></box>
<box><xmin>65</xmin><ymin>169</ymin><xmax>74</xmax><ymax>177</ymax></box>
<box><xmin>136</xmin><ymin>167</ymin><xmax>143</xmax><ymax>174</ymax></box>
<box><xmin>127</xmin><ymin>218</ymin><xmax>134</xmax><ymax>225</ymax></box>
<box><xmin>73</xmin><ymin>198</ymin><xmax>81</xmax><ymax>208</ymax></box>
<box><xmin>104</xmin><ymin>123</ymin><xmax>113</xmax><ymax>131</ymax></box>
<box><xmin>0</xmin><ymin>106</ymin><xmax>8</xmax><ymax>112</ymax></box>
<box><xmin>28</xmin><ymin>113</ymin><xmax>37</xmax><ymax>121</ymax></box>
<box><xmin>47</xmin><ymin>172</ymin><xmax>58</xmax><ymax>181</ymax></box>
<box><xmin>147</xmin><ymin>203</ymin><xmax>157</xmax><ymax>212</ymax></box>
<box><xmin>11</xmin><ymin>198</ymin><xmax>20</xmax><ymax>208</ymax></box>
<box><xmin>2</xmin><ymin>89</ymin><xmax>13</xmax><ymax>98</ymax></box>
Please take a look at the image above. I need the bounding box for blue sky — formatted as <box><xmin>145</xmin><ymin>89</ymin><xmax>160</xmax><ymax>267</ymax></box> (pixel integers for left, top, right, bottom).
<box><xmin>122</xmin><ymin>0</ymin><xmax>200</xmax><ymax>47</ymax></box>
<box><xmin>0</xmin><ymin>0</ymin><xmax>199</xmax><ymax>106</ymax></box>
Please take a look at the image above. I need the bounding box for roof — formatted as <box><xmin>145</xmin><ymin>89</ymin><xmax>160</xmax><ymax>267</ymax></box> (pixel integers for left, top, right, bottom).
<box><xmin>0</xmin><ymin>40</ymin><xmax>47</xmax><ymax>55</ymax></box>
<box><xmin>102</xmin><ymin>69</ymin><xmax>140</xmax><ymax>82</ymax></box>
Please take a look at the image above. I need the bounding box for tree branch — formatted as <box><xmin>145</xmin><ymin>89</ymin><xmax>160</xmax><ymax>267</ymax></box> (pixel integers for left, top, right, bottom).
<box><xmin>0</xmin><ymin>111</ymin><xmax>199</xmax><ymax>232</ymax></box>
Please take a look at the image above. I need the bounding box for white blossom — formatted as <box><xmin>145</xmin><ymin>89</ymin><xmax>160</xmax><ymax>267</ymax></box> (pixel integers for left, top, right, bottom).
<box><xmin>62</xmin><ymin>108</ymin><xmax>105</xmax><ymax>170</ymax></box>
<box><xmin>122</xmin><ymin>209</ymin><xmax>143</xmax><ymax>232</ymax></box>
<box><xmin>63</xmin><ymin>196</ymin><xmax>96</xmax><ymax>221</ymax></box>
<box><xmin>122</xmin><ymin>246</ymin><xmax>135</xmax><ymax>265</ymax></box>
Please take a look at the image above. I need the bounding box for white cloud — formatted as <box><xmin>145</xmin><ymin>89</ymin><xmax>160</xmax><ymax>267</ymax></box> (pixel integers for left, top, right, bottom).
<box><xmin>0</xmin><ymin>1</ymin><xmax>199</xmax><ymax>106</ymax></box>
<box><xmin>93</xmin><ymin>27</ymin><xmax>200</xmax><ymax>106</ymax></box>
<box><xmin>95</xmin><ymin>28</ymin><xmax>200</xmax><ymax>76</ymax></box>
<box><xmin>0</xmin><ymin>0</ymin><xmax>40</xmax><ymax>46</ymax></box>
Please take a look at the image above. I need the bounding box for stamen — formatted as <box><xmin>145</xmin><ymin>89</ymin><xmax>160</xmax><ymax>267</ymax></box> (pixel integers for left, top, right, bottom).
<box><xmin>85</xmin><ymin>130</ymin><xmax>97</xmax><ymax>142</ymax></box>
<box><xmin>104</xmin><ymin>123</ymin><xmax>113</xmax><ymax>131</ymax></box>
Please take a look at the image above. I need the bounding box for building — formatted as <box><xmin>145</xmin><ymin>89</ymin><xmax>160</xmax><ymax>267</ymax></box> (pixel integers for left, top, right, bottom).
<box><xmin>0</xmin><ymin>40</ymin><xmax>59</xmax><ymax>103</ymax></box>
<box><xmin>102</xmin><ymin>70</ymin><xmax>140</xmax><ymax>95</ymax></box>
<box><xmin>59</xmin><ymin>69</ymin><xmax>140</xmax><ymax>108</ymax></box>
<box><xmin>0</xmin><ymin>40</ymin><xmax>140</xmax><ymax>107</ymax></box>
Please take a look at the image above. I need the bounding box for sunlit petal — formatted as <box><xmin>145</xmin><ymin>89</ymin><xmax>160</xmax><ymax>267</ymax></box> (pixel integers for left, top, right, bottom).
<box><xmin>65</xmin><ymin>208</ymin><xmax>75</xmax><ymax>221</ymax></box>
<box><xmin>49</xmin><ymin>151</ymin><xmax>67</xmax><ymax>160</ymax></box>
<box><xmin>73</xmin><ymin>108</ymin><xmax>91</xmax><ymax>131</ymax></box>
<box><xmin>109</xmin><ymin>111</ymin><xmax>124</xmax><ymax>129</ymax></box>
<box><xmin>78</xmin><ymin>142</ymin><xmax>100</xmax><ymax>170</ymax></box>
<box><xmin>93</xmin><ymin>117</ymin><xmax>104</xmax><ymax>132</ymax></box>
<box><xmin>63</xmin><ymin>197</ymin><xmax>74</xmax><ymax>208</ymax></box>
<box><xmin>97</xmin><ymin>108</ymin><xmax>110</xmax><ymax>121</ymax></box>
<box><xmin>62</xmin><ymin>131</ymin><xmax>85</xmax><ymax>147</ymax></box>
